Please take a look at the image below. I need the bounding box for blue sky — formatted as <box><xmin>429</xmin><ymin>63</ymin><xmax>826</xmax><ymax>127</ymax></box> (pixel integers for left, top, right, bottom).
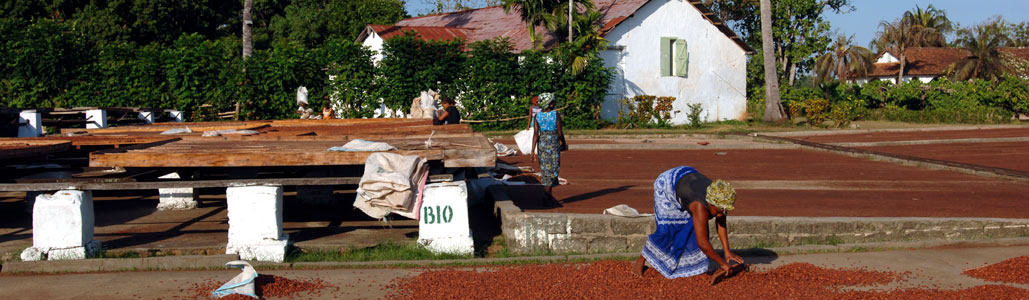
<box><xmin>826</xmin><ymin>0</ymin><xmax>1029</xmax><ymax>47</ymax></box>
<box><xmin>404</xmin><ymin>0</ymin><xmax>1029</xmax><ymax>46</ymax></box>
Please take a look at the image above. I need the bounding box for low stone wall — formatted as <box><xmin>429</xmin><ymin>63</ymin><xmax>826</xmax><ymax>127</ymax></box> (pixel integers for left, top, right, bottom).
<box><xmin>494</xmin><ymin>197</ymin><xmax>1029</xmax><ymax>255</ymax></box>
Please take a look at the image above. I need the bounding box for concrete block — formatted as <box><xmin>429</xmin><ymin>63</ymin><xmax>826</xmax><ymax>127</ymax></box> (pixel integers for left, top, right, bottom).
<box><xmin>226</xmin><ymin>185</ymin><xmax>290</xmax><ymax>262</ymax></box>
<box><xmin>169</xmin><ymin>110</ymin><xmax>184</xmax><ymax>122</ymax></box>
<box><xmin>227</xmin><ymin>239</ymin><xmax>290</xmax><ymax>263</ymax></box>
<box><xmin>18</xmin><ymin>111</ymin><xmax>42</xmax><ymax>137</ymax></box>
<box><xmin>85</xmin><ymin>109</ymin><xmax>107</xmax><ymax>129</ymax></box>
<box><xmin>610</xmin><ymin>217</ymin><xmax>653</xmax><ymax>235</ymax></box>
<box><xmin>32</xmin><ymin>190</ymin><xmax>96</xmax><ymax>249</ymax></box>
<box><xmin>549</xmin><ymin>237</ymin><xmax>588</xmax><ymax>253</ymax></box>
<box><xmin>227</xmin><ymin>186</ymin><xmax>284</xmax><ymax>241</ymax></box>
<box><xmin>569</xmin><ymin>215</ymin><xmax>609</xmax><ymax>234</ymax></box>
<box><xmin>157</xmin><ymin>187</ymin><xmax>198</xmax><ymax>210</ymax></box>
<box><xmin>626</xmin><ymin>235</ymin><xmax>648</xmax><ymax>252</ymax></box>
<box><xmin>418</xmin><ymin>181</ymin><xmax>474</xmax><ymax>255</ymax></box>
<box><xmin>589</xmin><ymin>237</ymin><xmax>628</xmax><ymax>253</ymax></box>
<box><xmin>157</xmin><ymin>172</ymin><xmax>198</xmax><ymax>210</ymax></box>
<box><xmin>138</xmin><ymin>111</ymin><xmax>154</xmax><ymax>124</ymax></box>
<box><xmin>527</xmin><ymin>214</ymin><xmax>568</xmax><ymax>235</ymax></box>
<box><xmin>297</xmin><ymin>186</ymin><xmax>335</xmax><ymax>206</ymax></box>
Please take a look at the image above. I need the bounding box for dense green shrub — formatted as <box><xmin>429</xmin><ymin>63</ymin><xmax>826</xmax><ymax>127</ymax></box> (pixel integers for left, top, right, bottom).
<box><xmin>616</xmin><ymin>95</ymin><xmax>677</xmax><ymax>129</ymax></box>
<box><xmin>377</xmin><ymin>32</ymin><xmax>465</xmax><ymax>114</ymax></box>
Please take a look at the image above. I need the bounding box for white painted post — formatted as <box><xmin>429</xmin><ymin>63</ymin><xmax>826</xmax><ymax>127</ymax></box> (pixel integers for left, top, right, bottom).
<box><xmin>169</xmin><ymin>110</ymin><xmax>184</xmax><ymax>122</ymax></box>
<box><xmin>85</xmin><ymin>109</ymin><xmax>107</xmax><ymax>129</ymax></box>
<box><xmin>20</xmin><ymin>190</ymin><xmax>102</xmax><ymax>261</ymax></box>
<box><xmin>157</xmin><ymin>173</ymin><xmax>198</xmax><ymax>210</ymax></box>
<box><xmin>17</xmin><ymin>110</ymin><xmax>42</xmax><ymax>137</ymax></box>
<box><xmin>138</xmin><ymin>111</ymin><xmax>154</xmax><ymax>124</ymax></box>
<box><xmin>417</xmin><ymin>181</ymin><xmax>474</xmax><ymax>255</ymax></box>
<box><xmin>225</xmin><ymin>185</ymin><xmax>290</xmax><ymax>262</ymax></box>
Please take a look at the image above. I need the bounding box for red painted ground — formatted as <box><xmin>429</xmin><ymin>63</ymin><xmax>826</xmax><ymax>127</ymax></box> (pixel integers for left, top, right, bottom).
<box><xmin>499</xmin><ymin>149</ymin><xmax>1029</xmax><ymax>218</ymax></box>
<box><xmin>795</xmin><ymin>128</ymin><xmax>1029</xmax><ymax>144</ymax></box>
<box><xmin>862</xmin><ymin>141</ymin><xmax>1029</xmax><ymax>172</ymax></box>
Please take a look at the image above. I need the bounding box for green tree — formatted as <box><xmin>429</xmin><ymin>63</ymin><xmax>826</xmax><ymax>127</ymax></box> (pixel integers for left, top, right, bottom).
<box><xmin>948</xmin><ymin>20</ymin><xmax>1012</xmax><ymax>81</ymax></box>
<box><xmin>270</xmin><ymin>0</ymin><xmax>406</xmax><ymax>48</ymax></box>
<box><xmin>814</xmin><ymin>33</ymin><xmax>873</xmax><ymax>84</ymax></box>
<box><xmin>901</xmin><ymin>4</ymin><xmax>952</xmax><ymax>42</ymax></box>
<box><xmin>502</xmin><ymin>0</ymin><xmax>560</xmax><ymax>50</ymax></box>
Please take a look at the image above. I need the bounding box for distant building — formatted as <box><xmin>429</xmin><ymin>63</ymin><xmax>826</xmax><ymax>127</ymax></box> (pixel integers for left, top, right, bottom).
<box><xmin>357</xmin><ymin>0</ymin><xmax>754</xmax><ymax>124</ymax></box>
<box><xmin>853</xmin><ymin>47</ymin><xmax>1029</xmax><ymax>84</ymax></box>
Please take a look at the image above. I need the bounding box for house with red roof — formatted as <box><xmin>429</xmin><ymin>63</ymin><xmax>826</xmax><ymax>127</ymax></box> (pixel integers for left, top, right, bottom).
<box><xmin>358</xmin><ymin>0</ymin><xmax>754</xmax><ymax>123</ymax></box>
<box><xmin>853</xmin><ymin>47</ymin><xmax>1029</xmax><ymax>84</ymax></box>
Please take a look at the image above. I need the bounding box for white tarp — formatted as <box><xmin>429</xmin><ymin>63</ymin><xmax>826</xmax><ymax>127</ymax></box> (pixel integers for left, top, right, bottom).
<box><xmin>354</xmin><ymin>152</ymin><xmax>428</xmax><ymax>219</ymax></box>
<box><xmin>327</xmin><ymin>139</ymin><xmax>396</xmax><ymax>152</ymax></box>
<box><xmin>212</xmin><ymin>260</ymin><xmax>258</xmax><ymax>298</ymax></box>
<box><xmin>513</xmin><ymin>129</ymin><xmax>533</xmax><ymax>155</ymax></box>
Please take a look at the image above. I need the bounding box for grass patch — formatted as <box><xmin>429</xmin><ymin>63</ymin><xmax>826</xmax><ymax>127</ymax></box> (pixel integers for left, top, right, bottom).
<box><xmin>287</xmin><ymin>241</ymin><xmax>473</xmax><ymax>263</ymax></box>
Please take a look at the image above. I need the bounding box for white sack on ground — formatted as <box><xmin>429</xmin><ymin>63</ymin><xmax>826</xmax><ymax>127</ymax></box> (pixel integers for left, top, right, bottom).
<box><xmin>328</xmin><ymin>139</ymin><xmax>396</xmax><ymax>152</ymax></box>
<box><xmin>603</xmin><ymin>204</ymin><xmax>653</xmax><ymax>217</ymax></box>
<box><xmin>212</xmin><ymin>260</ymin><xmax>258</xmax><ymax>298</ymax></box>
<box><xmin>354</xmin><ymin>152</ymin><xmax>428</xmax><ymax>219</ymax></box>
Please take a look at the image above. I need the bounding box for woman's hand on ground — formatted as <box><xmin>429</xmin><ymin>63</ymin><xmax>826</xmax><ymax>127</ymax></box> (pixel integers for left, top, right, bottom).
<box><xmin>725</xmin><ymin>251</ymin><xmax>744</xmax><ymax>266</ymax></box>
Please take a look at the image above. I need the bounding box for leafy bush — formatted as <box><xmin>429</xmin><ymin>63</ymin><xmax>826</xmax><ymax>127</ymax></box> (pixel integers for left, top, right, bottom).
<box><xmin>616</xmin><ymin>95</ymin><xmax>678</xmax><ymax>129</ymax></box>
<box><xmin>686</xmin><ymin>103</ymin><xmax>704</xmax><ymax>129</ymax></box>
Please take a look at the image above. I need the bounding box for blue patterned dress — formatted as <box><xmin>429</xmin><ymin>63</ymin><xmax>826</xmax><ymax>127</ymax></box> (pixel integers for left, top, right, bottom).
<box><xmin>535</xmin><ymin>111</ymin><xmax>560</xmax><ymax>187</ymax></box>
<box><xmin>642</xmin><ymin>166</ymin><xmax>710</xmax><ymax>278</ymax></box>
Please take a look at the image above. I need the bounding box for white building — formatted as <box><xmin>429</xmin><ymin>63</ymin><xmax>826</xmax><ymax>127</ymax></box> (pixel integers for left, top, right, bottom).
<box><xmin>357</xmin><ymin>0</ymin><xmax>753</xmax><ymax>124</ymax></box>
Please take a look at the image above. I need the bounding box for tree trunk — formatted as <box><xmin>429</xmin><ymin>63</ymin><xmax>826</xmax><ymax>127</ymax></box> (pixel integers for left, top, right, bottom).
<box><xmin>568</xmin><ymin>0</ymin><xmax>573</xmax><ymax>42</ymax></box>
<box><xmin>242</xmin><ymin>0</ymin><xmax>253</xmax><ymax>59</ymax></box>
<box><xmin>760</xmin><ymin>0</ymin><xmax>785</xmax><ymax>122</ymax></box>
<box><xmin>897</xmin><ymin>54</ymin><xmax>905</xmax><ymax>84</ymax></box>
<box><xmin>788</xmin><ymin>64</ymin><xmax>797</xmax><ymax>86</ymax></box>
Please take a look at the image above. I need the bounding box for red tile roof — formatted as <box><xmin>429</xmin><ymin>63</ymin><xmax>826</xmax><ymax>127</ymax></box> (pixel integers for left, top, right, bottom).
<box><xmin>365</xmin><ymin>0</ymin><xmax>752</xmax><ymax>53</ymax></box>
<box><xmin>360</xmin><ymin>25</ymin><xmax>470</xmax><ymax>41</ymax></box>
<box><xmin>865</xmin><ymin>47</ymin><xmax>971</xmax><ymax>77</ymax></box>
<box><xmin>1000</xmin><ymin>47</ymin><xmax>1029</xmax><ymax>61</ymax></box>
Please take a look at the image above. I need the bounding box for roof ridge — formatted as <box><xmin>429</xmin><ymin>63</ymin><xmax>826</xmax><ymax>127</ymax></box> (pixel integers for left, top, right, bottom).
<box><xmin>402</xmin><ymin>4</ymin><xmax>504</xmax><ymax>22</ymax></box>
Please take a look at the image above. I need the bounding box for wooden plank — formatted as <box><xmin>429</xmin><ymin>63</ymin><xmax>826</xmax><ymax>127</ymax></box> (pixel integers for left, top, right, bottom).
<box><xmin>0</xmin><ymin>177</ymin><xmax>364</xmax><ymax>192</ymax></box>
<box><xmin>89</xmin><ymin>149</ymin><xmax>447</xmax><ymax>167</ymax></box>
<box><xmin>0</xmin><ymin>140</ymin><xmax>72</xmax><ymax>160</ymax></box>
<box><xmin>60</xmin><ymin>122</ymin><xmax>270</xmax><ymax>134</ymax></box>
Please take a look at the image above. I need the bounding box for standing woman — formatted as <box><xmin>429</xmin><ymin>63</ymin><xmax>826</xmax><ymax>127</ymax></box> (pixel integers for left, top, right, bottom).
<box><xmin>634</xmin><ymin>167</ymin><xmax>743</xmax><ymax>280</ymax></box>
<box><xmin>530</xmin><ymin>93</ymin><xmax>566</xmax><ymax>194</ymax></box>
<box><xmin>525</xmin><ymin>95</ymin><xmax>541</xmax><ymax>131</ymax></box>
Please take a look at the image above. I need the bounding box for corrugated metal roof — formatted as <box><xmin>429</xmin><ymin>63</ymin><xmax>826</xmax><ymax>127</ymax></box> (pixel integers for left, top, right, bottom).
<box><xmin>386</xmin><ymin>0</ymin><xmax>753</xmax><ymax>53</ymax></box>
<box><xmin>365</xmin><ymin>25</ymin><xmax>470</xmax><ymax>41</ymax></box>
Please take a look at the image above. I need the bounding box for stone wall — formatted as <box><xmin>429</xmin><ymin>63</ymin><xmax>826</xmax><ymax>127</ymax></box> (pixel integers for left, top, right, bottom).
<box><xmin>494</xmin><ymin>196</ymin><xmax>1029</xmax><ymax>254</ymax></box>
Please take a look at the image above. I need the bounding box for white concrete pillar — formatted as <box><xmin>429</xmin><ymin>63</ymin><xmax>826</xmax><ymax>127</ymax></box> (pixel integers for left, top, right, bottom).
<box><xmin>17</xmin><ymin>110</ymin><xmax>42</xmax><ymax>137</ymax></box>
<box><xmin>225</xmin><ymin>185</ymin><xmax>290</xmax><ymax>262</ymax></box>
<box><xmin>85</xmin><ymin>109</ymin><xmax>107</xmax><ymax>129</ymax></box>
<box><xmin>169</xmin><ymin>110</ymin><xmax>184</xmax><ymax>122</ymax></box>
<box><xmin>417</xmin><ymin>181</ymin><xmax>474</xmax><ymax>255</ymax></box>
<box><xmin>157</xmin><ymin>173</ymin><xmax>198</xmax><ymax>210</ymax></box>
<box><xmin>138</xmin><ymin>111</ymin><xmax>154</xmax><ymax>124</ymax></box>
<box><xmin>20</xmin><ymin>190</ymin><xmax>102</xmax><ymax>261</ymax></box>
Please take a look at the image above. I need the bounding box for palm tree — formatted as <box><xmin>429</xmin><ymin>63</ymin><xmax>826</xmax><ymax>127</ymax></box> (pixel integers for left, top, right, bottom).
<box><xmin>877</xmin><ymin>20</ymin><xmax>945</xmax><ymax>84</ymax></box>
<box><xmin>502</xmin><ymin>0</ymin><xmax>560</xmax><ymax>50</ymax></box>
<box><xmin>815</xmin><ymin>34</ymin><xmax>873</xmax><ymax>84</ymax></box>
<box><xmin>760</xmin><ymin>0</ymin><xmax>784</xmax><ymax>122</ymax></box>
<box><xmin>949</xmin><ymin>22</ymin><xmax>1012</xmax><ymax>81</ymax></box>
<box><xmin>561</xmin><ymin>9</ymin><xmax>607</xmax><ymax>75</ymax></box>
<box><xmin>902</xmin><ymin>4</ymin><xmax>952</xmax><ymax>41</ymax></box>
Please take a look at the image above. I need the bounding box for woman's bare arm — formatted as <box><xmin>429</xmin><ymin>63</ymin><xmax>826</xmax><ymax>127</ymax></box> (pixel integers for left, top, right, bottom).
<box><xmin>689</xmin><ymin>202</ymin><xmax>730</xmax><ymax>271</ymax></box>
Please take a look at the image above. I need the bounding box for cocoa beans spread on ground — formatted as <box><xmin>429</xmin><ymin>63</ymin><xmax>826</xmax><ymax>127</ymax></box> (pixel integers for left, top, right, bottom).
<box><xmin>386</xmin><ymin>260</ymin><xmax>1029</xmax><ymax>300</ymax></box>
<box><xmin>963</xmin><ymin>256</ymin><xmax>1029</xmax><ymax>285</ymax></box>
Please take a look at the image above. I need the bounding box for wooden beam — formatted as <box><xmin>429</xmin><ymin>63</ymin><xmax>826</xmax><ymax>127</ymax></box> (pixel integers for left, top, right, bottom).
<box><xmin>0</xmin><ymin>177</ymin><xmax>363</xmax><ymax>192</ymax></box>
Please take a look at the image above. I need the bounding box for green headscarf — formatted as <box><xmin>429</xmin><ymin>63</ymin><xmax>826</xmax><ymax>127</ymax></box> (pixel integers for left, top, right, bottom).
<box><xmin>706</xmin><ymin>179</ymin><xmax>736</xmax><ymax>211</ymax></box>
<box><xmin>538</xmin><ymin>93</ymin><xmax>554</xmax><ymax>108</ymax></box>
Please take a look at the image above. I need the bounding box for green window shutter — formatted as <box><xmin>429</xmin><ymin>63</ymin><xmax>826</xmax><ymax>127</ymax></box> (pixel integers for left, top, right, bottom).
<box><xmin>660</xmin><ymin>37</ymin><xmax>672</xmax><ymax>77</ymax></box>
<box><xmin>674</xmin><ymin>39</ymin><xmax>688</xmax><ymax>77</ymax></box>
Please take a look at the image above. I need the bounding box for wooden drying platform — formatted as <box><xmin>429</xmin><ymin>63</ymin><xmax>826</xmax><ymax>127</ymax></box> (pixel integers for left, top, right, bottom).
<box><xmin>87</xmin><ymin>119</ymin><xmax>496</xmax><ymax>168</ymax></box>
<box><xmin>0</xmin><ymin>140</ymin><xmax>71</xmax><ymax>160</ymax></box>
<box><xmin>6</xmin><ymin>136</ymin><xmax>180</xmax><ymax>149</ymax></box>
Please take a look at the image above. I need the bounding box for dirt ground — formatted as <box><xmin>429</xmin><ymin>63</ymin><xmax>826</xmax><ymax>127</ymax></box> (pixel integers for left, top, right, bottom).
<box><xmin>792</xmin><ymin>128</ymin><xmax>1029</xmax><ymax>143</ymax></box>
<box><xmin>862</xmin><ymin>141</ymin><xmax>1029</xmax><ymax>172</ymax></box>
<box><xmin>499</xmin><ymin>148</ymin><xmax>1029</xmax><ymax>217</ymax></box>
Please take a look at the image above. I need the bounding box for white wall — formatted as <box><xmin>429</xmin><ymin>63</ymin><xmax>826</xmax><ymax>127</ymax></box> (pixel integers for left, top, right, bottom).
<box><xmin>363</xmin><ymin>31</ymin><xmax>385</xmax><ymax>63</ymax></box>
<box><xmin>877</xmin><ymin>52</ymin><xmax>899</xmax><ymax>63</ymax></box>
<box><xmin>600</xmin><ymin>0</ymin><xmax>748</xmax><ymax>124</ymax></box>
